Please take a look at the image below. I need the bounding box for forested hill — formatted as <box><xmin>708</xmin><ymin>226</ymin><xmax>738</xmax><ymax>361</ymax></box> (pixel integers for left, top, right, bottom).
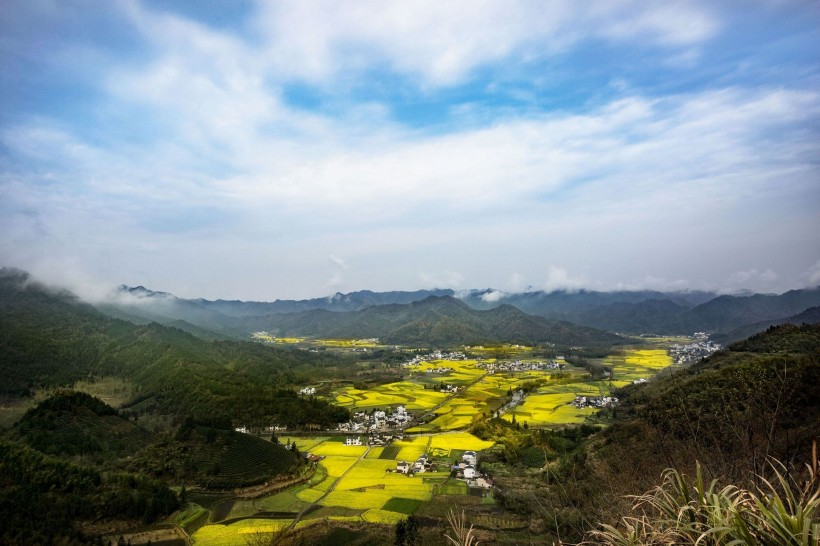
<box><xmin>594</xmin><ymin>322</ymin><xmax>820</xmax><ymax>492</ymax></box>
<box><xmin>262</xmin><ymin>295</ymin><xmax>626</xmax><ymax>347</ymax></box>
<box><xmin>0</xmin><ymin>268</ymin><xmax>349</xmax><ymax>428</ymax></box>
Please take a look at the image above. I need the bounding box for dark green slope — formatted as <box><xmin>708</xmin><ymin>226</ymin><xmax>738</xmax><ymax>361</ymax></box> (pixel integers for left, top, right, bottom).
<box><xmin>8</xmin><ymin>391</ymin><xmax>300</xmax><ymax>488</ymax></box>
<box><xmin>13</xmin><ymin>391</ymin><xmax>151</xmax><ymax>460</ymax></box>
<box><xmin>713</xmin><ymin>305</ymin><xmax>820</xmax><ymax>345</ymax></box>
<box><xmin>595</xmin><ymin>323</ymin><xmax>820</xmax><ymax>490</ymax></box>
<box><xmin>0</xmin><ymin>268</ymin><xmax>350</xmax><ymax>428</ymax></box>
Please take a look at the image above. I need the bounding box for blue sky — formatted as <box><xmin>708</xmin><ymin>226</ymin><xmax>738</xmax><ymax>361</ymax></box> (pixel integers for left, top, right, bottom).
<box><xmin>1</xmin><ymin>0</ymin><xmax>819</xmax><ymax>300</ymax></box>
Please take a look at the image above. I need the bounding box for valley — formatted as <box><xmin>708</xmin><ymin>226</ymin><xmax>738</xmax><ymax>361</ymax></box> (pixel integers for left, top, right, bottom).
<box><xmin>1</xmin><ymin>268</ymin><xmax>818</xmax><ymax>545</ymax></box>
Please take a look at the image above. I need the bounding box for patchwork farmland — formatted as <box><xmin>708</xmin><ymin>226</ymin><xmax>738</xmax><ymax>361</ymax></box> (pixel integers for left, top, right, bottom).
<box><xmin>188</xmin><ymin>344</ymin><xmax>678</xmax><ymax>545</ymax></box>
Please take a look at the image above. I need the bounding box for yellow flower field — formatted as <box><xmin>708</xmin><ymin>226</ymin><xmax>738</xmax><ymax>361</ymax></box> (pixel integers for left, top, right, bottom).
<box><xmin>362</xmin><ymin>508</ymin><xmax>406</xmax><ymax>524</ymax></box>
<box><xmin>318</xmin><ymin>455</ymin><xmax>360</xmax><ymax>477</ymax></box>
<box><xmin>310</xmin><ymin>440</ymin><xmax>367</xmax><ymax>458</ymax></box>
<box><xmin>429</xmin><ymin>432</ymin><xmax>494</xmax><ymax>452</ymax></box>
<box><xmin>191</xmin><ymin>518</ymin><xmax>292</xmax><ymax>546</ymax></box>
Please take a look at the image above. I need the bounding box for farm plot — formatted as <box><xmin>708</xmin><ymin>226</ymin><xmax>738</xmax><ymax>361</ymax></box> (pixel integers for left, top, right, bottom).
<box><xmin>410</xmin><ymin>360</ymin><xmax>485</xmax><ymax>386</ymax></box>
<box><xmin>427</xmin><ymin>400</ymin><xmax>482</xmax><ymax>431</ymax></box>
<box><xmin>247</xmin><ymin>432</ymin><xmax>498</xmax><ymax>528</ymax></box>
<box><xmin>500</xmin><ymin>380</ymin><xmax>606</xmax><ymax>426</ymax></box>
<box><xmin>393</xmin><ymin>436</ymin><xmax>430</xmax><ymax>461</ymax></box>
<box><xmin>501</xmin><ymin>391</ymin><xmax>597</xmax><ymax>425</ymax></box>
<box><xmin>601</xmin><ymin>349</ymin><xmax>672</xmax><ymax>382</ymax></box>
<box><xmin>333</xmin><ymin>382</ymin><xmax>446</xmax><ymax>411</ymax></box>
<box><xmin>429</xmin><ymin>432</ymin><xmax>495</xmax><ymax>453</ymax></box>
<box><xmin>309</xmin><ymin>440</ymin><xmax>367</xmax><ymax>458</ymax></box>
<box><xmin>191</xmin><ymin>518</ymin><xmax>292</xmax><ymax>546</ymax></box>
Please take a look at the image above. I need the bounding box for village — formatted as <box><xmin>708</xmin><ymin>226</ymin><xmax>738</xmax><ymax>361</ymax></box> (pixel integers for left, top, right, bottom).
<box><xmin>571</xmin><ymin>395</ymin><xmax>618</xmax><ymax>409</ymax></box>
<box><xmin>667</xmin><ymin>334</ymin><xmax>722</xmax><ymax>364</ymax></box>
<box><xmin>337</xmin><ymin>404</ymin><xmax>415</xmax><ymax>433</ymax></box>
<box><xmin>477</xmin><ymin>358</ymin><xmax>565</xmax><ymax>374</ymax></box>
<box><xmin>393</xmin><ymin>449</ymin><xmax>493</xmax><ymax>489</ymax></box>
<box><xmin>401</xmin><ymin>350</ymin><xmax>468</xmax><ymax>367</ymax></box>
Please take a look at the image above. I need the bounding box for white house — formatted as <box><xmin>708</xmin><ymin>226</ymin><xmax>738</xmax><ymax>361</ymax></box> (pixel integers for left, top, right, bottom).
<box><xmin>463</xmin><ymin>465</ymin><xmax>476</xmax><ymax>479</ymax></box>
<box><xmin>396</xmin><ymin>461</ymin><xmax>409</xmax><ymax>474</ymax></box>
<box><xmin>299</xmin><ymin>386</ymin><xmax>316</xmax><ymax>395</ymax></box>
<box><xmin>345</xmin><ymin>437</ymin><xmax>362</xmax><ymax>446</ymax></box>
<box><xmin>462</xmin><ymin>451</ymin><xmax>477</xmax><ymax>466</ymax></box>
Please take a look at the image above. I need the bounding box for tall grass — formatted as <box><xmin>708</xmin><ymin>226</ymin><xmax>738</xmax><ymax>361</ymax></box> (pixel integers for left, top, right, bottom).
<box><xmin>446</xmin><ymin>509</ymin><xmax>481</xmax><ymax>546</ymax></box>
<box><xmin>585</xmin><ymin>447</ymin><xmax>820</xmax><ymax>545</ymax></box>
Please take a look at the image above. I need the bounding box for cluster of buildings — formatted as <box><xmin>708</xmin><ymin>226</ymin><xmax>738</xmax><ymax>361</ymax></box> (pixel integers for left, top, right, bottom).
<box><xmin>572</xmin><ymin>395</ymin><xmax>618</xmax><ymax>409</ymax></box>
<box><xmin>668</xmin><ymin>335</ymin><xmax>722</xmax><ymax>365</ymax></box>
<box><xmin>343</xmin><ymin>433</ymin><xmax>404</xmax><ymax>446</ymax></box>
<box><xmin>424</xmin><ymin>366</ymin><xmax>454</xmax><ymax>374</ymax></box>
<box><xmin>437</xmin><ymin>383</ymin><xmax>460</xmax><ymax>393</ymax></box>
<box><xmin>234</xmin><ymin>424</ymin><xmax>288</xmax><ymax>434</ymax></box>
<box><xmin>402</xmin><ymin>351</ymin><xmax>468</xmax><ymax>367</ymax></box>
<box><xmin>395</xmin><ymin>452</ymin><xmax>435</xmax><ymax>475</ymax></box>
<box><xmin>393</xmin><ymin>449</ymin><xmax>491</xmax><ymax>488</ymax></box>
<box><xmin>337</xmin><ymin>405</ymin><xmax>414</xmax><ymax>432</ymax></box>
<box><xmin>299</xmin><ymin>386</ymin><xmax>317</xmax><ymax>395</ymax></box>
<box><xmin>452</xmin><ymin>450</ymin><xmax>492</xmax><ymax>489</ymax></box>
<box><xmin>477</xmin><ymin>359</ymin><xmax>565</xmax><ymax>374</ymax></box>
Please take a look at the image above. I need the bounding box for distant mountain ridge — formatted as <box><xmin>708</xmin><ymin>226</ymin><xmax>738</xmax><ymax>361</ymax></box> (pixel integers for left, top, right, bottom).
<box><xmin>192</xmin><ymin>288</ymin><xmax>456</xmax><ymax>316</ymax></box>
<box><xmin>108</xmin><ymin>279</ymin><xmax>820</xmax><ymax>339</ymax></box>
<box><xmin>259</xmin><ymin>295</ymin><xmax>626</xmax><ymax>347</ymax></box>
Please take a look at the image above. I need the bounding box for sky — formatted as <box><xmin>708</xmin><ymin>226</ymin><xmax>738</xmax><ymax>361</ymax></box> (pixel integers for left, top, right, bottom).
<box><xmin>1</xmin><ymin>0</ymin><xmax>819</xmax><ymax>301</ymax></box>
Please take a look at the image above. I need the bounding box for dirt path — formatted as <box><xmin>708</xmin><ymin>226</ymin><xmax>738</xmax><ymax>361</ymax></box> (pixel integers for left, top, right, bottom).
<box><xmin>285</xmin><ymin>445</ymin><xmax>371</xmax><ymax>531</ymax></box>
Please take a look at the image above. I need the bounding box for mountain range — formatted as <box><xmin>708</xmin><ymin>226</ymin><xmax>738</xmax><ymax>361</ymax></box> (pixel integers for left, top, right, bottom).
<box><xmin>103</xmin><ymin>278</ymin><xmax>820</xmax><ymax>342</ymax></box>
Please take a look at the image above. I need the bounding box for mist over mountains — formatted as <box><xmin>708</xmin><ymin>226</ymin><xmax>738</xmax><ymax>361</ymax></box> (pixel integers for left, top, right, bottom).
<box><xmin>97</xmin><ymin>273</ymin><xmax>820</xmax><ymax>344</ymax></box>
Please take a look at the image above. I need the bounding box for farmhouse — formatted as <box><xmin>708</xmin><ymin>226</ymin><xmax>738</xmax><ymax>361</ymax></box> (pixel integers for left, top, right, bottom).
<box><xmin>345</xmin><ymin>436</ymin><xmax>363</xmax><ymax>446</ymax></box>
<box><xmin>470</xmin><ymin>476</ymin><xmax>493</xmax><ymax>489</ymax></box>
<box><xmin>396</xmin><ymin>461</ymin><xmax>410</xmax><ymax>474</ymax></box>
<box><xmin>463</xmin><ymin>465</ymin><xmax>476</xmax><ymax>479</ymax></box>
<box><xmin>299</xmin><ymin>386</ymin><xmax>316</xmax><ymax>395</ymax></box>
<box><xmin>462</xmin><ymin>451</ymin><xmax>477</xmax><ymax>466</ymax></box>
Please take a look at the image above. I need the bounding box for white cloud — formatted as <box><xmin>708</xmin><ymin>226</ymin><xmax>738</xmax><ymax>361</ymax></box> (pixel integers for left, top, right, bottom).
<box><xmin>803</xmin><ymin>261</ymin><xmax>820</xmax><ymax>287</ymax></box>
<box><xmin>506</xmin><ymin>273</ymin><xmax>526</xmax><ymax>292</ymax></box>
<box><xmin>542</xmin><ymin>266</ymin><xmax>585</xmax><ymax>292</ymax></box>
<box><xmin>481</xmin><ymin>290</ymin><xmax>506</xmax><ymax>303</ymax></box>
<box><xmin>253</xmin><ymin>0</ymin><xmax>718</xmax><ymax>86</ymax></box>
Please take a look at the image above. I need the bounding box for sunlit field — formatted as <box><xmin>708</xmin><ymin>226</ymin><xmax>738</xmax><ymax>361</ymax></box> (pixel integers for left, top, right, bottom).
<box><xmin>191</xmin><ymin>518</ymin><xmax>292</xmax><ymax>546</ymax></box>
<box><xmin>334</xmin><ymin>382</ymin><xmax>447</xmax><ymax>411</ymax></box>
<box><xmin>206</xmin><ymin>431</ymin><xmax>493</xmax><ymax>532</ymax></box>
<box><xmin>600</xmin><ymin>349</ymin><xmax>673</xmax><ymax>382</ymax></box>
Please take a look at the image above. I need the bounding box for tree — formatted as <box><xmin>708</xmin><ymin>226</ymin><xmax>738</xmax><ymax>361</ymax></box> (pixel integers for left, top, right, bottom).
<box><xmin>395</xmin><ymin>515</ymin><xmax>420</xmax><ymax>546</ymax></box>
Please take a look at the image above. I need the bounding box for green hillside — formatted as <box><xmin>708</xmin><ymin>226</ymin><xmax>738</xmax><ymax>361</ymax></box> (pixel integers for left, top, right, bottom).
<box><xmin>13</xmin><ymin>390</ymin><xmax>151</xmax><ymax>461</ymax></box>
<box><xmin>0</xmin><ymin>268</ymin><xmax>350</xmax><ymax>428</ymax></box>
<box><xmin>480</xmin><ymin>323</ymin><xmax>820</xmax><ymax>544</ymax></box>
<box><xmin>8</xmin><ymin>390</ymin><xmax>300</xmax><ymax>488</ymax></box>
<box><xmin>598</xmin><ymin>323</ymin><xmax>820</xmax><ymax>487</ymax></box>
<box><xmin>0</xmin><ymin>436</ymin><xmax>179</xmax><ymax>545</ymax></box>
